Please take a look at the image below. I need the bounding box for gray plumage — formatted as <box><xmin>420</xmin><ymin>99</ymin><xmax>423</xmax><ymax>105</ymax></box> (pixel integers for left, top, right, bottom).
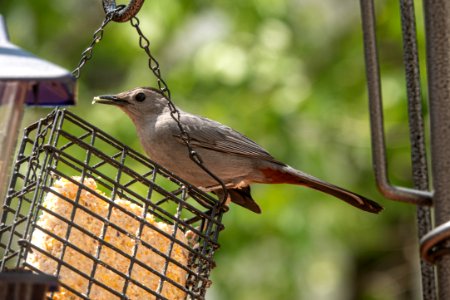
<box><xmin>93</xmin><ymin>87</ymin><xmax>382</xmax><ymax>214</ymax></box>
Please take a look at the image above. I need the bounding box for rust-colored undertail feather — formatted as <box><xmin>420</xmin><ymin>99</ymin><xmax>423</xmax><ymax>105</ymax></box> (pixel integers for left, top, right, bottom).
<box><xmin>214</xmin><ymin>186</ymin><xmax>262</xmax><ymax>214</ymax></box>
<box><xmin>261</xmin><ymin>167</ymin><xmax>383</xmax><ymax>214</ymax></box>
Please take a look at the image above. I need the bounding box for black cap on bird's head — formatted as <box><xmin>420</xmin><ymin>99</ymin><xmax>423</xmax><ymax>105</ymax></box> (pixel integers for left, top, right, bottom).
<box><xmin>93</xmin><ymin>87</ymin><xmax>169</xmax><ymax>119</ymax></box>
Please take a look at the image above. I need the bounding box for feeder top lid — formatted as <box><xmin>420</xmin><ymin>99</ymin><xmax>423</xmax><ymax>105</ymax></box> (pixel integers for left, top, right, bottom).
<box><xmin>0</xmin><ymin>15</ymin><xmax>76</xmax><ymax>106</ymax></box>
<box><xmin>0</xmin><ymin>15</ymin><xmax>75</xmax><ymax>81</ymax></box>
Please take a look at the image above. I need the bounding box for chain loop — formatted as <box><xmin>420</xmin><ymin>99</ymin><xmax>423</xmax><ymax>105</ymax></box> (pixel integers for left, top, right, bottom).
<box><xmin>102</xmin><ymin>0</ymin><xmax>145</xmax><ymax>23</ymax></box>
<box><xmin>129</xmin><ymin>16</ymin><xmax>229</xmax><ymax>207</ymax></box>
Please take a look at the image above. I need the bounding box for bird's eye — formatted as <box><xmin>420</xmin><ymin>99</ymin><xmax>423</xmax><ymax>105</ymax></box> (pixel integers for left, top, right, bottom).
<box><xmin>135</xmin><ymin>92</ymin><xmax>146</xmax><ymax>102</ymax></box>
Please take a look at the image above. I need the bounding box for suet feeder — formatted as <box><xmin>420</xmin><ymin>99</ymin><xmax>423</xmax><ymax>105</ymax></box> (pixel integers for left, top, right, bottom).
<box><xmin>0</xmin><ymin>8</ymin><xmax>225</xmax><ymax>299</ymax></box>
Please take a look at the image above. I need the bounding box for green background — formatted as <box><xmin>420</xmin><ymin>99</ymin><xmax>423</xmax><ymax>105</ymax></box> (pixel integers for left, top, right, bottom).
<box><xmin>2</xmin><ymin>0</ymin><xmax>430</xmax><ymax>299</ymax></box>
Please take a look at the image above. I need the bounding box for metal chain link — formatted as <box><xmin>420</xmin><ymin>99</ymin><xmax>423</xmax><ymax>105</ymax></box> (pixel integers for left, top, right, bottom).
<box><xmin>29</xmin><ymin>111</ymin><xmax>56</xmax><ymax>183</ymax></box>
<box><xmin>129</xmin><ymin>16</ymin><xmax>229</xmax><ymax>206</ymax></box>
<box><xmin>72</xmin><ymin>7</ymin><xmax>123</xmax><ymax>78</ymax></box>
<box><xmin>102</xmin><ymin>0</ymin><xmax>145</xmax><ymax>22</ymax></box>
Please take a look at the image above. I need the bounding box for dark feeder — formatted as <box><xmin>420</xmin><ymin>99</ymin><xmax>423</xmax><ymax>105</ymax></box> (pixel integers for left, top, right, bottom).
<box><xmin>0</xmin><ymin>14</ymin><xmax>76</xmax><ymax>300</ymax></box>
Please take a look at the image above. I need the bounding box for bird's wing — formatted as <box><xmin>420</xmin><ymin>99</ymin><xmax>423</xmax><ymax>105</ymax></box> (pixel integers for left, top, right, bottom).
<box><xmin>173</xmin><ymin>113</ymin><xmax>283</xmax><ymax>164</ymax></box>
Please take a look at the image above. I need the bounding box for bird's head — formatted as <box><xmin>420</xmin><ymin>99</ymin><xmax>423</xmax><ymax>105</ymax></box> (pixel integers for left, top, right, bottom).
<box><xmin>93</xmin><ymin>87</ymin><xmax>168</xmax><ymax>121</ymax></box>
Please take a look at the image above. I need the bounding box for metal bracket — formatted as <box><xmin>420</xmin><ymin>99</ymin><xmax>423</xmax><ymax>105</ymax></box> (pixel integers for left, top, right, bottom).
<box><xmin>102</xmin><ymin>0</ymin><xmax>145</xmax><ymax>23</ymax></box>
<box><xmin>360</xmin><ymin>0</ymin><xmax>432</xmax><ymax>206</ymax></box>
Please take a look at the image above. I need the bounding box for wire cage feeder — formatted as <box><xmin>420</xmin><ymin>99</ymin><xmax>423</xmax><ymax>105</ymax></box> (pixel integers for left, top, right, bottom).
<box><xmin>0</xmin><ymin>108</ymin><xmax>225</xmax><ymax>299</ymax></box>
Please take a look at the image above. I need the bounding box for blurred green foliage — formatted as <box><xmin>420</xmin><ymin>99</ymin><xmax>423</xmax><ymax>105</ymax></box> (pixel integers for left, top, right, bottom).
<box><xmin>3</xmin><ymin>0</ymin><xmax>429</xmax><ymax>299</ymax></box>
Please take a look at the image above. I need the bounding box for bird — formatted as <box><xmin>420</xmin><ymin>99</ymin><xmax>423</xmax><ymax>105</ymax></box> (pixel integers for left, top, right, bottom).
<box><xmin>93</xmin><ymin>87</ymin><xmax>383</xmax><ymax>214</ymax></box>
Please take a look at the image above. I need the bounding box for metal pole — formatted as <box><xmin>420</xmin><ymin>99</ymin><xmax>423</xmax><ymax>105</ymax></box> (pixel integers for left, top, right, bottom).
<box><xmin>399</xmin><ymin>0</ymin><xmax>436</xmax><ymax>298</ymax></box>
<box><xmin>423</xmin><ymin>0</ymin><xmax>450</xmax><ymax>298</ymax></box>
<box><xmin>359</xmin><ymin>0</ymin><xmax>432</xmax><ymax>206</ymax></box>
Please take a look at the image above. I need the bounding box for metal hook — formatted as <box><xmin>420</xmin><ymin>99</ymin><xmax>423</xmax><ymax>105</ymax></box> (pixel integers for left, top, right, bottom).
<box><xmin>102</xmin><ymin>0</ymin><xmax>145</xmax><ymax>23</ymax></box>
<box><xmin>360</xmin><ymin>0</ymin><xmax>433</xmax><ymax>206</ymax></box>
<box><xmin>420</xmin><ymin>220</ymin><xmax>450</xmax><ymax>263</ymax></box>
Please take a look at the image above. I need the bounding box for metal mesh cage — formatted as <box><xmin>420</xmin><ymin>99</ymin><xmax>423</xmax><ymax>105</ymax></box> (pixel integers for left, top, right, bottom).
<box><xmin>0</xmin><ymin>108</ymin><xmax>225</xmax><ymax>299</ymax></box>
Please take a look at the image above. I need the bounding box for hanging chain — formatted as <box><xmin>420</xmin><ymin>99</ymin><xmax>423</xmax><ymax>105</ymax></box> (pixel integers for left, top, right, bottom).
<box><xmin>129</xmin><ymin>16</ymin><xmax>229</xmax><ymax>206</ymax></box>
<box><xmin>27</xmin><ymin>85</ymin><xmax>56</xmax><ymax>183</ymax></box>
<box><xmin>70</xmin><ymin>4</ymin><xmax>228</xmax><ymax>207</ymax></box>
<box><xmin>29</xmin><ymin>111</ymin><xmax>56</xmax><ymax>183</ymax></box>
<box><xmin>72</xmin><ymin>7</ymin><xmax>123</xmax><ymax>78</ymax></box>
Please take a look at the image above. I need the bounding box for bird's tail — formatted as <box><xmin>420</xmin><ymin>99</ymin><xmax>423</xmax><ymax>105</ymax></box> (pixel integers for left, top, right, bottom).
<box><xmin>260</xmin><ymin>166</ymin><xmax>383</xmax><ymax>214</ymax></box>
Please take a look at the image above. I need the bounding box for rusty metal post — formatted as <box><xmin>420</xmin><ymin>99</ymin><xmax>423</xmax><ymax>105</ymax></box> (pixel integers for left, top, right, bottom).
<box><xmin>423</xmin><ymin>0</ymin><xmax>450</xmax><ymax>298</ymax></box>
<box><xmin>359</xmin><ymin>0</ymin><xmax>432</xmax><ymax>207</ymax></box>
<box><xmin>360</xmin><ymin>1</ymin><xmax>440</xmax><ymax>298</ymax></box>
<box><xmin>399</xmin><ymin>0</ymin><xmax>437</xmax><ymax>298</ymax></box>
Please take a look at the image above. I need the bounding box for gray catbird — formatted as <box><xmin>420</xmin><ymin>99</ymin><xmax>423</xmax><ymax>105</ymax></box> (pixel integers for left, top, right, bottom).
<box><xmin>93</xmin><ymin>87</ymin><xmax>382</xmax><ymax>214</ymax></box>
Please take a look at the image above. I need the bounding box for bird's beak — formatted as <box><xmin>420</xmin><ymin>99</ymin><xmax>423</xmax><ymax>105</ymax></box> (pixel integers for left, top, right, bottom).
<box><xmin>92</xmin><ymin>95</ymin><xmax>129</xmax><ymax>106</ymax></box>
